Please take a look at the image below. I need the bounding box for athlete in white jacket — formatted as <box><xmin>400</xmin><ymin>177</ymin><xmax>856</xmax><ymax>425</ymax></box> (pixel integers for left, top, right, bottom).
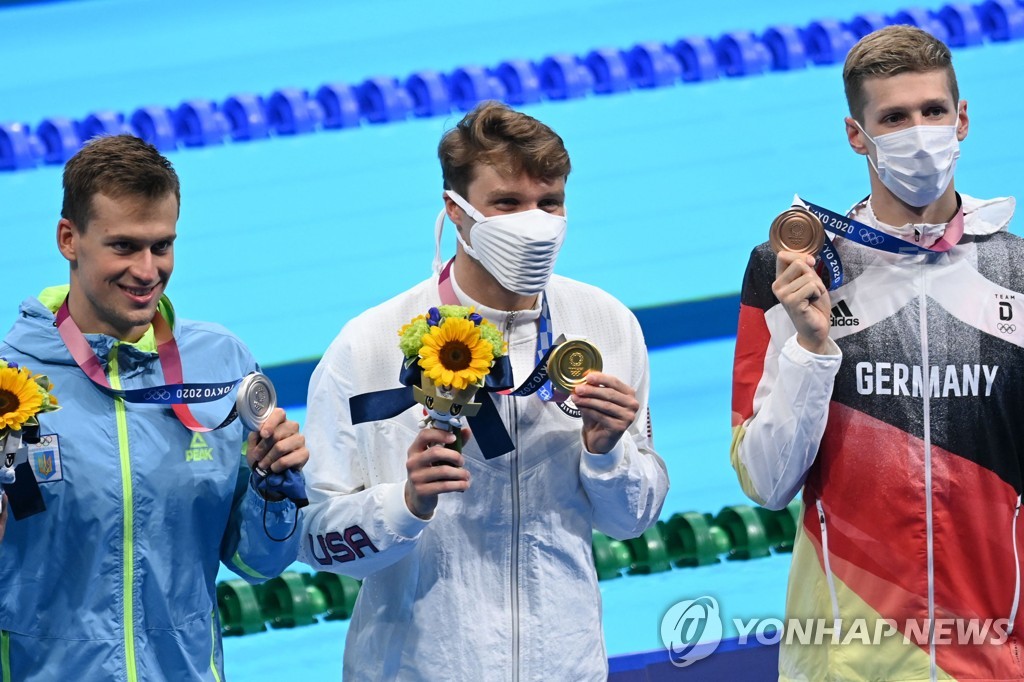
<box><xmin>732</xmin><ymin>26</ymin><xmax>1024</xmax><ymax>681</ymax></box>
<box><xmin>301</xmin><ymin>101</ymin><xmax>668</xmax><ymax>681</ymax></box>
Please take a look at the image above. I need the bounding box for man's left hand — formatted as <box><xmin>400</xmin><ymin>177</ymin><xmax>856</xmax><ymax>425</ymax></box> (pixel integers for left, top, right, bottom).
<box><xmin>246</xmin><ymin>408</ymin><xmax>309</xmax><ymax>474</ymax></box>
<box><xmin>572</xmin><ymin>372</ymin><xmax>639</xmax><ymax>455</ymax></box>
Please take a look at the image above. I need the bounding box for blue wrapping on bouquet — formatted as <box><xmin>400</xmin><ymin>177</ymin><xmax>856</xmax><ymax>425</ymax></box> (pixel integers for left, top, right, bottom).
<box><xmin>349</xmin><ymin>356</ymin><xmax>516</xmax><ymax>459</ymax></box>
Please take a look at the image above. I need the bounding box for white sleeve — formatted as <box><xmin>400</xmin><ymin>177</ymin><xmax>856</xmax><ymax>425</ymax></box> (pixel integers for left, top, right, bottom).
<box><xmin>735</xmin><ymin>333</ymin><xmax>842</xmax><ymax>510</ymax></box>
<box><xmin>298</xmin><ymin>337</ymin><xmax>428</xmax><ymax>580</ymax></box>
<box><xmin>579</xmin><ymin>318</ymin><xmax>669</xmax><ymax>539</ymax></box>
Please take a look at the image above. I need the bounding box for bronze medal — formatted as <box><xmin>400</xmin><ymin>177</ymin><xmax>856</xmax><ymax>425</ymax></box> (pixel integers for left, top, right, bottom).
<box><xmin>546</xmin><ymin>340</ymin><xmax>603</xmax><ymax>393</ymax></box>
<box><xmin>769</xmin><ymin>207</ymin><xmax>825</xmax><ymax>255</ymax></box>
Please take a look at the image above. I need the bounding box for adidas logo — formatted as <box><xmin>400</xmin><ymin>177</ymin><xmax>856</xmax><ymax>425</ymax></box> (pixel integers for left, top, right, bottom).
<box><xmin>185</xmin><ymin>432</ymin><xmax>214</xmax><ymax>462</ymax></box>
<box><xmin>830</xmin><ymin>300</ymin><xmax>860</xmax><ymax>328</ymax></box>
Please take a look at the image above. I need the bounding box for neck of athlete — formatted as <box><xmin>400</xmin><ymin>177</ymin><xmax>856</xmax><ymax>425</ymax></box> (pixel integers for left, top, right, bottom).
<box><xmin>868</xmin><ymin>172</ymin><xmax>959</xmax><ymax>227</ymax></box>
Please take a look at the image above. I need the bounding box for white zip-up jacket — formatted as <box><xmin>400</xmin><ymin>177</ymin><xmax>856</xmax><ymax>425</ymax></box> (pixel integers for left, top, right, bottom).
<box><xmin>731</xmin><ymin>194</ymin><xmax>1024</xmax><ymax>681</ymax></box>
<box><xmin>300</xmin><ymin>272</ymin><xmax>668</xmax><ymax>681</ymax></box>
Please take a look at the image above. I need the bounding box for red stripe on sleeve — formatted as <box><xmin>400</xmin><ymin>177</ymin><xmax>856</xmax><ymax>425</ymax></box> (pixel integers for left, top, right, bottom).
<box><xmin>732</xmin><ymin>303</ymin><xmax>771</xmax><ymax>426</ymax></box>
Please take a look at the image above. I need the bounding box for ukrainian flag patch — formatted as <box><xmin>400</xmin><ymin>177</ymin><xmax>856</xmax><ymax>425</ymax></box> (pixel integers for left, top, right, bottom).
<box><xmin>28</xmin><ymin>434</ymin><xmax>63</xmax><ymax>483</ymax></box>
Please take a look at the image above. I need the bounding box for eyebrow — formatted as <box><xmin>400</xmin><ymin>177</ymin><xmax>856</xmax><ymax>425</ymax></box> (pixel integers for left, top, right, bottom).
<box><xmin>104</xmin><ymin>233</ymin><xmax>177</xmax><ymax>244</ymax></box>
<box><xmin>875</xmin><ymin>98</ymin><xmax>951</xmax><ymax>118</ymax></box>
<box><xmin>483</xmin><ymin>188</ymin><xmax>565</xmax><ymax>201</ymax></box>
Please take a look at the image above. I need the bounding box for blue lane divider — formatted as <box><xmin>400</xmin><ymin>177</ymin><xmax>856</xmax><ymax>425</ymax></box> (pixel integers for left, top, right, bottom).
<box><xmin>3</xmin><ymin>1</ymin><xmax>1023</xmax><ymax>172</ymax></box>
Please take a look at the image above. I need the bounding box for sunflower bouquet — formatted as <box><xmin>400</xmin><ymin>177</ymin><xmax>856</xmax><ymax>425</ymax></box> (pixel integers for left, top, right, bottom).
<box><xmin>398</xmin><ymin>305</ymin><xmax>506</xmax><ymax>450</ymax></box>
<box><xmin>1</xmin><ymin>357</ymin><xmax>60</xmax><ymax>485</ymax></box>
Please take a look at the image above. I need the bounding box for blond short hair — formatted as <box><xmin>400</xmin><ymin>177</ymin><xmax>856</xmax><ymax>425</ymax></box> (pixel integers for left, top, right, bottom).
<box><xmin>843</xmin><ymin>25</ymin><xmax>958</xmax><ymax>122</ymax></box>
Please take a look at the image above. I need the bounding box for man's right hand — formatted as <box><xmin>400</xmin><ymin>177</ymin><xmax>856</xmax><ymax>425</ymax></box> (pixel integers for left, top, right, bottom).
<box><xmin>404</xmin><ymin>427</ymin><xmax>471</xmax><ymax>520</ymax></box>
<box><xmin>772</xmin><ymin>251</ymin><xmax>833</xmax><ymax>354</ymax></box>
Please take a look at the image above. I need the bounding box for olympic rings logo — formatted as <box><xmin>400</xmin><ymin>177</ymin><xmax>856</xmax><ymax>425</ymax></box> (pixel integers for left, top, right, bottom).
<box><xmin>998</xmin><ymin>323</ymin><xmax>1016</xmax><ymax>334</ymax></box>
<box><xmin>859</xmin><ymin>229</ymin><xmax>885</xmax><ymax>246</ymax></box>
<box><xmin>38</xmin><ymin>435</ymin><xmax>54</xmax><ymax>446</ymax></box>
<box><xmin>144</xmin><ymin>389</ymin><xmax>172</xmax><ymax>401</ymax></box>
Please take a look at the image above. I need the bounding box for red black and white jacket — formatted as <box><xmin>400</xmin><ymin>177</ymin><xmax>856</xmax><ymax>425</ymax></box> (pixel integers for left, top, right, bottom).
<box><xmin>732</xmin><ymin>194</ymin><xmax>1024</xmax><ymax>681</ymax></box>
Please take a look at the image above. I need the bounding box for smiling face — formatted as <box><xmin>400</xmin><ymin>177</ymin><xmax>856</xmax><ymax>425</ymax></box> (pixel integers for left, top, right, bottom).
<box><xmin>57</xmin><ymin>191</ymin><xmax>178</xmax><ymax>342</ymax></box>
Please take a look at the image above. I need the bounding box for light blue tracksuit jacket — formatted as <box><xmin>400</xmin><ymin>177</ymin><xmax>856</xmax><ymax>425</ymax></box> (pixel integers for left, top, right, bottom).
<box><xmin>0</xmin><ymin>287</ymin><xmax>300</xmax><ymax>681</ymax></box>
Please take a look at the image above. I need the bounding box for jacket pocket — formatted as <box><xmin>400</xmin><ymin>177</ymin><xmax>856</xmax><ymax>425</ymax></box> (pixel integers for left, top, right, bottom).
<box><xmin>816</xmin><ymin>500</ymin><xmax>841</xmax><ymax>623</ymax></box>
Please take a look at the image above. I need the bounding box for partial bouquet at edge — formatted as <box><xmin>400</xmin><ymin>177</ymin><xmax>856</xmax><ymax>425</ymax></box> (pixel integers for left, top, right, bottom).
<box><xmin>1</xmin><ymin>357</ymin><xmax>60</xmax><ymax>485</ymax></box>
<box><xmin>398</xmin><ymin>305</ymin><xmax>506</xmax><ymax>451</ymax></box>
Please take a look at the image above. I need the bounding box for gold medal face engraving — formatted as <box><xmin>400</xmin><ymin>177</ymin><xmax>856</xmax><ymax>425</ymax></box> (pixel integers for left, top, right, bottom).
<box><xmin>769</xmin><ymin>207</ymin><xmax>825</xmax><ymax>255</ymax></box>
<box><xmin>546</xmin><ymin>340</ymin><xmax>603</xmax><ymax>393</ymax></box>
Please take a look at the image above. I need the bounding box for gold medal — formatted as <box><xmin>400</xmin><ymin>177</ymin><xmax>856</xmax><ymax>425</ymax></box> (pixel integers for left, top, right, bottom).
<box><xmin>546</xmin><ymin>340</ymin><xmax>602</xmax><ymax>393</ymax></box>
<box><xmin>769</xmin><ymin>207</ymin><xmax>825</xmax><ymax>255</ymax></box>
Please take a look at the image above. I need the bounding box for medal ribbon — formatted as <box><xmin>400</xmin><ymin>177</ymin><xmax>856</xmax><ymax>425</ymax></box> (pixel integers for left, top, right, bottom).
<box><xmin>55</xmin><ymin>298</ymin><xmax>243</xmax><ymax>432</ymax></box>
<box><xmin>437</xmin><ymin>258</ymin><xmax>557</xmax><ymax>401</ymax></box>
<box><xmin>797</xmin><ymin>195</ymin><xmax>964</xmax><ymax>290</ymax></box>
<box><xmin>801</xmin><ymin>195</ymin><xmax>964</xmax><ymax>255</ymax></box>
<box><xmin>349</xmin><ymin>259</ymin><xmax>561</xmax><ymax>459</ymax></box>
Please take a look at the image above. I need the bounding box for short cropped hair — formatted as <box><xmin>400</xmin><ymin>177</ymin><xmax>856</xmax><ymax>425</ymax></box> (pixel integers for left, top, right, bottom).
<box><xmin>843</xmin><ymin>25</ymin><xmax>959</xmax><ymax>122</ymax></box>
<box><xmin>62</xmin><ymin>135</ymin><xmax>180</xmax><ymax>231</ymax></box>
<box><xmin>438</xmin><ymin>101</ymin><xmax>571</xmax><ymax>197</ymax></box>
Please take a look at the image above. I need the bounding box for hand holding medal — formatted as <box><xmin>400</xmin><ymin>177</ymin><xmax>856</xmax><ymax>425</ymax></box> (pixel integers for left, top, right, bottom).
<box><xmin>239</xmin><ymin>374</ymin><xmax>309</xmax><ymax>512</ymax></box>
<box><xmin>554</xmin><ymin>340</ymin><xmax>641</xmax><ymax>455</ymax></box>
<box><xmin>769</xmin><ymin>206</ymin><xmax>833</xmax><ymax>354</ymax></box>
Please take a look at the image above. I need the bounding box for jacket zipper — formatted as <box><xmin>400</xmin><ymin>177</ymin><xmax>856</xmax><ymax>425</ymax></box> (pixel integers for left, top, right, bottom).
<box><xmin>108</xmin><ymin>346</ymin><xmax>138</xmax><ymax>682</ymax></box>
<box><xmin>1010</xmin><ymin>495</ymin><xmax>1022</xmax><ymax>635</ymax></box>
<box><xmin>815</xmin><ymin>500</ymin><xmax>841</xmax><ymax>627</ymax></box>
<box><xmin>210</xmin><ymin>611</ymin><xmax>223</xmax><ymax>682</ymax></box>
<box><xmin>505</xmin><ymin>311</ymin><xmax>521</xmax><ymax>682</ymax></box>
<box><xmin>918</xmin><ymin>264</ymin><xmax>938</xmax><ymax>682</ymax></box>
<box><xmin>2</xmin><ymin>629</ymin><xmax>10</xmax><ymax>682</ymax></box>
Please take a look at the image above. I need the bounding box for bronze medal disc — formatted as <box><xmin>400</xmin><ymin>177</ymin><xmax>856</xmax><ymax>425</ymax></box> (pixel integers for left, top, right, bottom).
<box><xmin>769</xmin><ymin>207</ymin><xmax>825</xmax><ymax>255</ymax></box>
<box><xmin>546</xmin><ymin>340</ymin><xmax>603</xmax><ymax>393</ymax></box>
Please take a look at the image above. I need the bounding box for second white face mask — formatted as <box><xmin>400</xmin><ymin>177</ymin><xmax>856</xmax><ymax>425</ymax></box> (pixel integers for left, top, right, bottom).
<box><xmin>858</xmin><ymin>117</ymin><xmax>961</xmax><ymax>208</ymax></box>
<box><xmin>446</xmin><ymin>190</ymin><xmax>567</xmax><ymax>296</ymax></box>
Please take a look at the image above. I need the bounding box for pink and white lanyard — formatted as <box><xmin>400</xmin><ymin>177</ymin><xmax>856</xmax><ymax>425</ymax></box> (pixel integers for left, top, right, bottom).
<box><xmin>55</xmin><ymin>298</ymin><xmax>245</xmax><ymax>432</ymax></box>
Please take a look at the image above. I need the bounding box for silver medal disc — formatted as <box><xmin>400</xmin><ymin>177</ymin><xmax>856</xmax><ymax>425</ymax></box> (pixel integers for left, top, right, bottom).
<box><xmin>236</xmin><ymin>373</ymin><xmax>277</xmax><ymax>431</ymax></box>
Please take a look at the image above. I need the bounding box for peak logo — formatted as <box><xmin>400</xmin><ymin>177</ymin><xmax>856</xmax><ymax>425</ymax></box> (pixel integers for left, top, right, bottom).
<box><xmin>660</xmin><ymin>596</ymin><xmax>723</xmax><ymax>667</ymax></box>
<box><xmin>831</xmin><ymin>300</ymin><xmax>859</xmax><ymax>327</ymax></box>
<box><xmin>185</xmin><ymin>433</ymin><xmax>214</xmax><ymax>462</ymax></box>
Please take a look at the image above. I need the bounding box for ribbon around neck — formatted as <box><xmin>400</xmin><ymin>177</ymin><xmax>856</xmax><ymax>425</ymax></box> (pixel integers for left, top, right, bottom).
<box><xmin>348</xmin><ymin>259</ymin><xmax>562</xmax><ymax>459</ymax></box>
<box><xmin>55</xmin><ymin>298</ymin><xmax>245</xmax><ymax>432</ymax></box>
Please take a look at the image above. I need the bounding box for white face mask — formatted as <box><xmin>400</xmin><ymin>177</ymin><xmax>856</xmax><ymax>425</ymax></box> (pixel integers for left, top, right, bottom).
<box><xmin>434</xmin><ymin>190</ymin><xmax>567</xmax><ymax>296</ymax></box>
<box><xmin>856</xmin><ymin>117</ymin><xmax>960</xmax><ymax>208</ymax></box>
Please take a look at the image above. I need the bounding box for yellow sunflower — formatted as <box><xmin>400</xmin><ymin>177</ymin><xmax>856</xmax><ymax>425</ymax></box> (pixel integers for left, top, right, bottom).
<box><xmin>418</xmin><ymin>317</ymin><xmax>494</xmax><ymax>390</ymax></box>
<box><xmin>0</xmin><ymin>366</ymin><xmax>44</xmax><ymax>432</ymax></box>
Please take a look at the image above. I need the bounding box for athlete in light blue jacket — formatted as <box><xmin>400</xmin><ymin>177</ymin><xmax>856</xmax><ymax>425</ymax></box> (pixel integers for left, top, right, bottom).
<box><xmin>0</xmin><ymin>135</ymin><xmax>308</xmax><ymax>680</ymax></box>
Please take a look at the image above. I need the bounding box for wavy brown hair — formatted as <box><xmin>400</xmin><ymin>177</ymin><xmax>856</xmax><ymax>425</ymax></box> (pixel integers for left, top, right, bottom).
<box><xmin>438</xmin><ymin>101</ymin><xmax>571</xmax><ymax>196</ymax></box>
